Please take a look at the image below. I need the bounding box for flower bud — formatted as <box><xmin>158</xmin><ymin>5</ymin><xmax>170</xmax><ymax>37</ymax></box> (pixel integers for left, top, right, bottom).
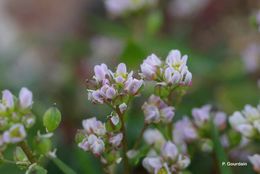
<box><xmin>124</xmin><ymin>77</ymin><xmax>143</xmax><ymax>95</ymax></box>
<box><xmin>19</xmin><ymin>87</ymin><xmax>33</xmax><ymax>109</ymax></box>
<box><xmin>144</xmin><ymin>129</ymin><xmax>165</xmax><ymax>149</ymax></box>
<box><xmin>2</xmin><ymin>90</ymin><xmax>14</xmax><ymax>109</ymax></box>
<box><xmin>94</xmin><ymin>64</ymin><xmax>109</xmax><ymax>82</ymax></box>
<box><xmin>82</xmin><ymin>117</ymin><xmax>106</xmax><ymax>136</ymax></box>
<box><xmin>160</xmin><ymin>107</ymin><xmax>175</xmax><ymax>123</ymax></box>
<box><xmin>192</xmin><ymin>105</ymin><xmax>211</xmax><ymax>127</ymax></box>
<box><xmin>119</xmin><ymin>103</ymin><xmax>127</xmax><ymax>113</ymax></box>
<box><xmin>88</xmin><ymin>134</ymin><xmax>105</xmax><ymax>156</ymax></box>
<box><xmin>176</xmin><ymin>155</ymin><xmax>190</xmax><ymax>170</ymax></box>
<box><xmin>140</xmin><ymin>54</ymin><xmax>161</xmax><ymax>80</ymax></box>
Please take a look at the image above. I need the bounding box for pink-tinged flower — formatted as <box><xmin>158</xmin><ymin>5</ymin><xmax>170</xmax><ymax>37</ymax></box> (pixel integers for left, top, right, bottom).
<box><xmin>79</xmin><ymin>134</ymin><xmax>105</xmax><ymax>156</ymax></box>
<box><xmin>94</xmin><ymin>64</ymin><xmax>109</xmax><ymax>82</ymax></box>
<box><xmin>161</xmin><ymin>141</ymin><xmax>178</xmax><ymax>161</ymax></box>
<box><xmin>2</xmin><ymin>90</ymin><xmax>14</xmax><ymax>108</ymax></box>
<box><xmin>160</xmin><ymin>107</ymin><xmax>175</xmax><ymax>123</ymax></box>
<box><xmin>173</xmin><ymin>117</ymin><xmax>197</xmax><ymax>144</ymax></box>
<box><xmin>166</xmin><ymin>50</ymin><xmax>188</xmax><ymax>71</ymax></box>
<box><xmin>143</xmin><ymin>129</ymin><xmax>165</xmax><ymax>149</ymax></box>
<box><xmin>180</xmin><ymin>69</ymin><xmax>192</xmax><ymax>85</ymax></box>
<box><xmin>249</xmin><ymin>154</ymin><xmax>260</xmax><ymax>172</ymax></box>
<box><xmin>142</xmin><ymin>157</ymin><xmax>163</xmax><ymax>174</ymax></box>
<box><xmin>214</xmin><ymin>112</ymin><xmax>227</xmax><ymax>129</ymax></box>
<box><xmin>229</xmin><ymin>111</ymin><xmax>247</xmax><ymax>130</ymax></box>
<box><xmin>192</xmin><ymin>105</ymin><xmax>211</xmax><ymax>127</ymax></box>
<box><xmin>124</xmin><ymin>77</ymin><xmax>143</xmax><ymax>95</ymax></box>
<box><xmin>3</xmin><ymin>124</ymin><xmax>26</xmax><ymax>143</ymax></box>
<box><xmin>89</xmin><ymin>90</ymin><xmax>104</xmax><ymax>104</ymax></box>
<box><xmin>140</xmin><ymin>54</ymin><xmax>161</xmax><ymax>80</ymax></box>
<box><xmin>142</xmin><ymin>95</ymin><xmax>175</xmax><ymax>124</ymax></box>
<box><xmin>19</xmin><ymin>87</ymin><xmax>33</xmax><ymax>109</ymax></box>
<box><xmin>109</xmin><ymin>133</ymin><xmax>123</xmax><ymax>147</ymax></box>
<box><xmin>82</xmin><ymin>117</ymin><xmax>106</xmax><ymax>136</ymax></box>
<box><xmin>100</xmin><ymin>84</ymin><xmax>117</xmax><ymax>99</ymax></box>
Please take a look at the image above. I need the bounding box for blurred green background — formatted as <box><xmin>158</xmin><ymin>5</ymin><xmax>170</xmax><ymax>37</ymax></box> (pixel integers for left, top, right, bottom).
<box><xmin>0</xmin><ymin>0</ymin><xmax>260</xmax><ymax>173</ymax></box>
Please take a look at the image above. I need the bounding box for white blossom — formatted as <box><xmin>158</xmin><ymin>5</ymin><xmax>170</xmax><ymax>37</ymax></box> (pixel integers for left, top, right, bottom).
<box><xmin>19</xmin><ymin>87</ymin><xmax>33</xmax><ymax>109</ymax></box>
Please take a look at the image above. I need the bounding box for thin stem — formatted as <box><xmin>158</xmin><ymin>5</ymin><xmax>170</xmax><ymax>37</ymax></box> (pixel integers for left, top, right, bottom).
<box><xmin>51</xmin><ymin>157</ymin><xmax>77</xmax><ymax>174</ymax></box>
<box><xmin>133</xmin><ymin>123</ymin><xmax>148</xmax><ymax>149</ymax></box>
<box><xmin>115</xmin><ymin>106</ymin><xmax>130</xmax><ymax>174</ymax></box>
<box><xmin>18</xmin><ymin>141</ymin><xmax>37</xmax><ymax>164</ymax></box>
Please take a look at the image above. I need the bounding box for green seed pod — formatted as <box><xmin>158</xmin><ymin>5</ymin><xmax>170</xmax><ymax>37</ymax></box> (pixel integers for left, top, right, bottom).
<box><xmin>43</xmin><ymin>107</ymin><xmax>61</xmax><ymax>132</ymax></box>
<box><xmin>14</xmin><ymin>147</ymin><xmax>28</xmax><ymax>162</ymax></box>
<box><xmin>75</xmin><ymin>130</ymin><xmax>85</xmax><ymax>144</ymax></box>
<box><xmin>35</xmin><ymin>138</ymin><xmax>52</xmax><ymax>155</ymax></box>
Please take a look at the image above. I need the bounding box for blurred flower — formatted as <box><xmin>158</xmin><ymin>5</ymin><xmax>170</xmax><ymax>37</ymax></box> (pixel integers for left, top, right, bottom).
<box><xmin>82</xmin><ymin>117</ymin><xmax>106</xmax><ymax>136</ymax></box>
<box><xmin>2</xmin><ymin>90</ymin><xmax>14</xmax><ymax>109</ymax></box>
<box><xmin>140</xmin><ymin>54</ymin><xmax>161</xmax><ymax>80</ymax></box>
<box><xmin>105</xmin><ymin>0</ymin><xmax>158</xmax><ymax>17</ymax></box>
<box><xmin>168</xmin><ymin>0</ymin><xmax>211</xmax><ymax>17</ymax></box>
<box><xmin>176</xmin><ymin>155</ymin><xmax>191</xmax><ymax>170</ymax></box>
<box><xmin>249</xmin><ymin>154</ymin><xmax>260</xmax><ymax>172</ymax></box>
<box><xmin>109</xmin><ymin>133</ymin><xmax>123</xmax><ymax>147</ymax></box>
<box><xmin>173</xmin><ymin>117</ymin><xmax>198</xmax><ymax>144</ymax></box>
<box><xmin>119</xmin><ymin>103</ymin><xmax>127</xmax><ymax>113</ymax></box>
<box><xmin>19</xmin><ymin>87</ymin><xmax>33</xmax><ymax>109</ymax></box>
<box><xmin>229</xmin><ymin>104</ymin><xmax>260</xmax><ymax>139</ymax></box>
<box><xmin>161</xmin><ymin>141</ymin><xmax>178</xmax><ymax>161</ymax></box>
<box><xmin>241</xmin><ymin>43</ymin><xmax>260</xmax><ymax>73</ymax></box>
<box><xmin>214</xmin><ymin>112</ymin><xmax>227</xmax><ymax>129</ymax></box>
<box><xmin>3</xmin><ymin>124</ymin><xmax>26</xmax><ymax>143</ymax></box>
<box><xmin>142</xmin><ymin>157</ymin><xmax>163</xmax><ymax>174</ymax></box>
<box><xmin>256</xmin><ymin>11</ymin><xmax>260</xmax><ymax>32</ymax></box>
<box><xmin>192</xmin><ymin>105</ymin><xmax>211</xmax><ymax>127</ymax></box>
<box><xmin>142</xmin><ymin>95</ymin><xmax>175</xmax><ymax>124</ymax></box>
<box><xmin>124</xmin><ymin>77</ymin><xmax>143</xmax><ymax>95</ymax></box>
<box><xmin>94</xmin><ymin>64</ymin><xmax>110</xmax><ymax>83</ymax></box>
<box><xmin>143</xmin><ymin>128</ymin><xmax>165</xmax><ymax>149</ymax></box>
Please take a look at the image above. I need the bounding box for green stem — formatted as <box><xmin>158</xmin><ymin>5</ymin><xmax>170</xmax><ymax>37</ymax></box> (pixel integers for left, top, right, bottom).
<box><xmin>133</xmin><ymin>123</ymin><xmax>148</xmax><ymax>149</ymax></box>
<box><xmin>116</xmin><ymin>106</ymin><xmax>130</xmax><ymax>174</ymax></box>
<box><xmin>51</xmin><ymin>157</ymin><xmax>77</xmax><ymax>174</ymax></box>
<box><xmin>18</xmin><ymin>141</ymin><xmax>37</xmax><ymax>164</ymax></box>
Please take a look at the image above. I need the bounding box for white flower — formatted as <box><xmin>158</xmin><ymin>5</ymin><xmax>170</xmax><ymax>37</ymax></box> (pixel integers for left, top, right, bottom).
<box><xmin>89</xmin><ymin>90</ymin><xmax>104</xmax><ymax>104</ymax></box>
<box><xmin>109</xmin><ymin>133</ymin><xmax>123</xmax><ymax>147</ymax></box>
<box><xmin>82</xmin><ymin>117</ymin><xmax>106</xmax><ymax>136</ymax></box>
<box><xmin>163</xmin><ymin>67</ymin><xmax>181</xmax><ymax>85</ymax></box>
<box><xmin>253</xmin><ymin>120</ymin><xmax>260</xmax><ymax>133</ymax></box>
<box><xmin>143</xmin><ymin>129</ymin><xmax>165</xmax><ymax>149</ymax></box>
<box><xmin>2</xmin><ymin>90</ymin><xmax>14</xmax><ymax>108</ymax></box>
<box><xmin>100</xmin><ymin>84</ymin><xmax>117</xmax><ymax>99</ymax></box>
<box><xmin>229</xmin><ymin>111</ymin><xmax>247</xmax><ymax>130</ymax></box>
<box><xmin>94</xmin><ymin>64</ymin><xmax>109</xmax><ymax>82</ymax></box>
<box><xmin>166</xmin><ymin>50</ymin><xmax>188</xmax><ymax>71</ymax></box>
<box><xmin>236</xmin><ymin>124</ymin><xmax>255</xmax><ymax>138</ymax></box>
<box><xmin>114</xmin><ymin>63</ymin><xmax>129</xmax><ymax>84</ymax></box>
<box><xmin>160</xmin><ymin>107</ymin><xmax>175</xmax><ymax>123</ymax></box>
<box><xmin>142</xmin><ymin>157</ymin><xmax>163</xmax><ymax>174</ymax></box>
<box><xmin>3</xmin><ymin>124</ymin><xmax>26</xmax><ymax>143</ymax></box>
<box><xmin>243</xmin><ymin>105</ymin><xmax>260</xmax><ymax>122</ymax></box>
<box><xmin>19</xmin><ymin>87</ymin><xmax>33</xmax><ymax>109</ymax></box>
<box><xmin>161</xmin><ymin>141</ymin><xmax>178</xmax><ymax>161</ymax></box>
<box><xmin>140</xmin><ymin>54</ymin><xmax>161</xmax><ymax>80</ymax></box>
<box><xmin>249</xmin><ymin>154</ymin><xmax>260</xmax><ymax>172</ymax></box>
<box><xmin>192</xmin><ymin>105</ymin><xmax>211</xmax><ymax>127</ymax></box>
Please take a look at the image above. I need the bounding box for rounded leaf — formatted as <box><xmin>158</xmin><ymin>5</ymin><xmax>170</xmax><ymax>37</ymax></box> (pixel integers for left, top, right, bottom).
<box><xmin>43</xmin><ymin>107</ymin><xmax>61</xmax><ymax>132</ymax></box>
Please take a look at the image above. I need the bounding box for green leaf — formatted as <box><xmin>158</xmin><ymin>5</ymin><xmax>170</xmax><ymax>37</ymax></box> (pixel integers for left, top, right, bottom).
<box><xmin>51</xmin><ymin>157</ymin><xmax>77</xmax><ymax>174</ymax></box>
<box><xmin>26</xmin><ymin>164</ymin><xmax>47</xmax><ymax>174</ymax></box>
<box><xmin>210</xmin><ymin>119</ymin><xmax>232</xmax><ymax>174</ymax></box>
<box><xmin>43</xmin><ymin>107</ymin><xmax>61</xmax><ymax>132</ymax></box>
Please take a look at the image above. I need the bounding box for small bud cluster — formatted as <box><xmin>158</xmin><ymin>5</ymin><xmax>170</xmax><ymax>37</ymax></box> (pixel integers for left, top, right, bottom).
<box><xmin>229</xmin><ymin>104</ymin><xmax>260</xmax><ymax>139</ymax></box>
<box><xmin>140</xmin><ymin>49</ymin><xmax>192</xmax><ymax>86</ymax></box>
<box><xmin>172</xmin><ymin>105</ymin><xmax>227</xmax><ymax>152</ymax></box>
<box><xmin>88</xmin><ymin>63</ymin><xmax>143</xmax><ymax>105</ymax></box>
<box><xmin>142</xmin><ymin>139</ymin><xmax>190</xmax><ymax>173</ymax></box>
<box><xmin>78</xmin><ymin>117</ymin><xmax>123</xmax><ymax>157</ymax></box>
<box><xmin>142</xmin><ymin>95</ymin><xmax>175</xmax><ymax>124</ymax></box>
<box><xmin>0</xmin><ymin>88</ymin><xmax>33</xmax><ymax>146</ymax></box>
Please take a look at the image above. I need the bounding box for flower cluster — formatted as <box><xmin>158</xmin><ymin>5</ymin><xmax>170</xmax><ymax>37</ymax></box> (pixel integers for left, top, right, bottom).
<box><xmin>78</xmin><ymin>117</ymin><xmax>123</xmax><ymax>156</ymax></box>
<box><xmin>0</xmin><ymin>88</ymin><xmax>33</xmax><ymax>147</ymax></box>
<box><xmin>140</xmin><ymin>49</ymin><xmax>192</xmax><ymax>86</ymax></box>
<box><xmin>142</xmin><ymin>95</ymin><xmax>175</xmax><ymax>124</ymax></box>
<box><xmin>104</xmin><ymin>0</ymin><xmax>158</xmax><ymax>17</ymax></box>
<box><xmin>172</xmin><ymin>105</ymin><xmax>227</xmax><ymax>152</ymax></box>
<box><xmin>88</xmin><ymin>63</ymin><xmax>143</xmax><ymax>105</ymax></box>
<box><xmin>142</xmin><ymin>139</ymin><xmax>190</xmax><ymax>173</ymax></box>
<box><xmin>229</xmin><ymin>104</ymin><xmax>260</xmax><ymax>139</ymax></box>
